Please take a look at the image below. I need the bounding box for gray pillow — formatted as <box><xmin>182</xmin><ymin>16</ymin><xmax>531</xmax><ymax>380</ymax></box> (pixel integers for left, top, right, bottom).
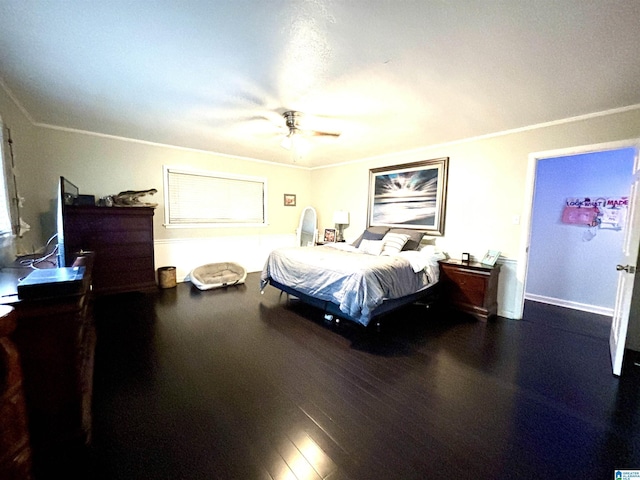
<box><xmin>389</xmin><ymin>228</ymin><xmax>425</xmax><ymax>251</ymax></box>
<box><xmin>352</xmin><ymin>226</ymin><xmax>390</xmax><ymax>248</ymax></box>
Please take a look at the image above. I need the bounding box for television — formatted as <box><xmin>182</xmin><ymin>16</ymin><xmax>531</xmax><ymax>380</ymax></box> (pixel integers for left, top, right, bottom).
<box><xmin>57</xmin><ymin>176</ymin><xmax>79</xmax><ymax>267</ymax></box>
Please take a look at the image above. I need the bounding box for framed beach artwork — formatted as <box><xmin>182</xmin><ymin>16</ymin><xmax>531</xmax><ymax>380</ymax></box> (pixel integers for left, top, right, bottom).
<box><xmin>367</xmin><ymin>157</ymin><xmax>449</xmax><ymax>236</ymax></box>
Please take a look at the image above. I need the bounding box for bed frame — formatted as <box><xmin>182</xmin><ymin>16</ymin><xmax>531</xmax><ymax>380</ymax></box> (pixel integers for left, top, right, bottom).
<box><xmin>267</xmin><ymin>277</ymin><xmax>441</xmax><ymax>328</ymax></box>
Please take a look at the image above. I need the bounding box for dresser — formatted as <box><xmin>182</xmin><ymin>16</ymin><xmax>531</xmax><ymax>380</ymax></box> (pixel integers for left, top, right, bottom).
<box><xmin>438</xmin><ymin>259</ymin><xmax>500</xmax><ymax>321</ymax></box>
<box><xmin>63</xmin><ymin>206</ymin><xmax>156</xmax><ymax>295</ymax></box>
<box><xmin>0</xmin><ymin>305</ymin><xmax>32</xmax><ymax>480</ymax></box>
<box><xmin>1</xmin><ymin>254</ymin><xmax>95</xmax><ymax>478</ymax></box>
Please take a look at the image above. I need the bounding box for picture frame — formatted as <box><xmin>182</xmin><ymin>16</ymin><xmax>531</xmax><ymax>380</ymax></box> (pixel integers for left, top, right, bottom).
<box><xmin>481</xmin><ymin>250</ymin><xmax>501</xmax><ymax>266</ymax></box>
<box><xmin>284</xmin><ymin>194</ymin><xmax>296</xmax><ymax>206</ymax></box>
<box><xmin>367</xmin><ymin>157</ymin><xmax>449</xmax><ymax>236</ymax></box>
<box><xmin>323</xmin><ymin>228</ymin><xmax>336</xmax><ymax>243</ymax></box>
<box><xmin>461</xmin><ymin>252</ymin><xmax>470</xmax><ymax>263</ymax></box>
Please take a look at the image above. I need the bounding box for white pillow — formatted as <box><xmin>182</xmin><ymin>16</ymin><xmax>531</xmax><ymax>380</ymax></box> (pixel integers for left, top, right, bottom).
<box><xmin>358</xmin><ymin>239</ymin><xmax>385</xmax><ymax>255</ymax></box>
<box><xmin>419</xmin><ymin>245</ymin><xmax>446</xmax><ymax>260</ymax></box>
<box><xmin>380</xmin><ymin>232</ymin><xmax>410</xmax><ymax>256</ymax></box>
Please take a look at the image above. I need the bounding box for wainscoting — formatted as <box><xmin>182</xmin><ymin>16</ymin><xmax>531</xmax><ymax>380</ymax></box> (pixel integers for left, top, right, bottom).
<box><xmin>494</xmin><ymin>257</ymin><xmax>518</xmax><ymax>319</ymax></box>
<box><xmin>154</xmin><ymin>233</ymin><xmax>297</xmax><ymax>280</ymax></box>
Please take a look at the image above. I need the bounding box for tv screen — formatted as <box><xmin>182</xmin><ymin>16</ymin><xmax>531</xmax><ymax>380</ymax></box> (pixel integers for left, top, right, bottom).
<box><xmin>57</xmin><ymin>176</ymin><xmax>79</xmax><ymax>267</ymax></box>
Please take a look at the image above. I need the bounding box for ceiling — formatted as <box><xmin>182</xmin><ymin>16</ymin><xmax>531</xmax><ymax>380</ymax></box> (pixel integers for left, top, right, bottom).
<box><xmin>1</xmin><ymin>1</ymin><xmax>639</xmax><ymax>167</ymax></box>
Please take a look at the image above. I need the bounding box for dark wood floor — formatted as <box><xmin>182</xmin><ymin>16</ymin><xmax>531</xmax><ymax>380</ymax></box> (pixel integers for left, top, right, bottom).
<box><xmin>79</xmin><ymin>273</ymin><xmax>640</xmax><ymax>479</ymax></box>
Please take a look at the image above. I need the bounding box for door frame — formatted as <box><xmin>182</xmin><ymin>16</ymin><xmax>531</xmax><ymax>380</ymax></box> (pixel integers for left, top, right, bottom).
<box><xmin>515</xmin><ymin>138</ymin><xmax>640</xmax><ymax>319</ymax></box>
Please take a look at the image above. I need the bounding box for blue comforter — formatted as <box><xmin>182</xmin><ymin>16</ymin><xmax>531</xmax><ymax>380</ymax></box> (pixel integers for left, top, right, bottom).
<box><xmin>260</xmin><ymin>243</ymin><xmax>440</xmax><ymax>326</ymax></box>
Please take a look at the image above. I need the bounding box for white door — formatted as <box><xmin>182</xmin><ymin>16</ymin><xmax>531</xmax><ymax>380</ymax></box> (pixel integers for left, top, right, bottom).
<box><xmin>610</xmin><ymin>149</ymin><xmax>640</xmax><ymax>376</ymax></box>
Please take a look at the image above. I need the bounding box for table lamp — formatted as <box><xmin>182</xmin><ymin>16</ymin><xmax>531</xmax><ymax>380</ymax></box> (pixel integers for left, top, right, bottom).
<box><xmin>333</xmin><ymin>210</ymin><xmax>349</xmax><ymax>242</ymax></box>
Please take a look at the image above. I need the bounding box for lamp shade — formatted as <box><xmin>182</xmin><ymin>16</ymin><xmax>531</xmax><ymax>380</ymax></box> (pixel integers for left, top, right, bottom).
<box><xmin>333</xmin><ymin>210</ymin><xmax>349</xmax><ymax>225</ymax></box>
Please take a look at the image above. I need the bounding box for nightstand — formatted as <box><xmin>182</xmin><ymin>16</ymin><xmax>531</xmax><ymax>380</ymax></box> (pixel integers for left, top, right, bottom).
<box><xmin>438</xmin><ymin>259</ymin><xmax>500</xmax><ymax>321</ymax></box>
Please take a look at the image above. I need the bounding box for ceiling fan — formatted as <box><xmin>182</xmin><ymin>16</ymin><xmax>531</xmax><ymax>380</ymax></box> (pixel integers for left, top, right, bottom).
<box><xmin>280</xmin><ymin>110</ymin><xmax>340</xmax><ymax>150</ymax></box>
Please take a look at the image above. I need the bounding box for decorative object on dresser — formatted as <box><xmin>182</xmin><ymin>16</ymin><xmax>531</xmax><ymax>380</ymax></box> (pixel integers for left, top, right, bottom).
<box><xmin>481</xmin><ymin>250</ymin><xmax>501</xmax><ymax>266</ymax></box>
<box><xmin>109</xmin><ymin>188</ymin><xmax>158</xmax><ymax>207</ymax></box>
<box><xmin>438</xmin><ymin>258</ymin><xmax>500</xmax><ymax>321</ymax></box>
<box><xmin>323</xmin><ymin>228</ymin><xmax>336</xmax><ymax>243</ymax></box>
<box><xmin>62</xmin><ymin>205</ymin><xmax>156</xmax><ymax>295</ymax></box>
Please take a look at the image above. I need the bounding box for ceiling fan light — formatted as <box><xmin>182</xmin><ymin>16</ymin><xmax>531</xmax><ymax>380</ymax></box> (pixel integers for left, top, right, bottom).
<box><xmin>293</xmin><ymin>132</ymin><xmax>310</xmax><ymax>152</ymax></box>
<box><xmin>279</xmin><ymin>111</ymin><xmax>332</xmax><ymax>160</ymax></box>
<box><xmin>281</xmin><ymin>134</ymin><xmax>293</xmax><ymax>150</ymax></box>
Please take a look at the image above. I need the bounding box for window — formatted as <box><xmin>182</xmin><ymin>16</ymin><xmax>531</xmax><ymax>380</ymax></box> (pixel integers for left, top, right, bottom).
<box><xmin>164</xmin><ymin>166</ymin><xmax>267</xmax><ymax>228</ymax></box>
<box><xmin>0</xmin><ymin>120</ymin><xmax>15</xmax><ymax>236</ymax></box>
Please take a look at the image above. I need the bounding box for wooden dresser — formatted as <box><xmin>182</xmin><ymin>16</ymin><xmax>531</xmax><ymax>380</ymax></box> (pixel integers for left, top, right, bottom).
<box><xmin>63</xmin><ymin>205</ymin><xmax>156</xmax><ymax>294</ymax></box>
<box><xmin>0</xmin><ymin>305</ymin><xmax>32</xmax><ymax>480</ymax></box>
<box><xmin>438</xmin><ymin>259</ymin><xmax>500</xmax><ymax>321</ymax></box>
<box><xmin>1</xmin><ymin>255</ymin><xmax>95</xmax><ymax>478</ymax></box>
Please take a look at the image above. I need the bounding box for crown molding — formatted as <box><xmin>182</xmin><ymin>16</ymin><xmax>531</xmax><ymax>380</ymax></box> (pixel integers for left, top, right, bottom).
<box><xmin>3</xmin><ymin>75</ymin><xmax>639</xmax><ymax>171</ymax></box>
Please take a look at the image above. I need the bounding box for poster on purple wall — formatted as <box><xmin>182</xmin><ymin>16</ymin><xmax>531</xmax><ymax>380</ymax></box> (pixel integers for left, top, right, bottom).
<box><xmin>562</xmin><ymin>196</ymin><xmax>628</xmax><ymax>230</ymax></box>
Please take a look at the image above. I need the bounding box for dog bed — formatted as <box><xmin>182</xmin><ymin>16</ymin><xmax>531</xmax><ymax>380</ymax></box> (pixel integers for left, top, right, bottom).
<box><xmin>189</xmin><ymin>262</ymin><xmax>247</xmax><ymax>290</ymax></box>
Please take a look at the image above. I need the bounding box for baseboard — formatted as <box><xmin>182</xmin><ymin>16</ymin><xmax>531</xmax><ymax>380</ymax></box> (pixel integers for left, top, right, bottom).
<box><xmin>524</xmin><ymin>293</ymin><xmax>613</xmax><ymax>316</ymax></box>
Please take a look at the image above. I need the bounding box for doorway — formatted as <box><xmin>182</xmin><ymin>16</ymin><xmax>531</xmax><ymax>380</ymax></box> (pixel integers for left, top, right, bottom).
<box><xmin>526</xmin><ymin>148</ymin><xmax>635</xmax><ymax>318</ymax></box>
<box><xmin>516</xmin><ymin>139</ymin><xmax>640</xmax><ymax>320</ymax></box>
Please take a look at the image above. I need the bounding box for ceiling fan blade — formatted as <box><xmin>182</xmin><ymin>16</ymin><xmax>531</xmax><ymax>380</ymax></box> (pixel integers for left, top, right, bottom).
<box><xmin>306</xmin><ymin>130</ymin><xmax>340</xmax><ymax>138</ymax></box>
<box><xmin>283</xmin><ymin>112</ymin><xmax>339</xmax><ymax>135</ymax></box>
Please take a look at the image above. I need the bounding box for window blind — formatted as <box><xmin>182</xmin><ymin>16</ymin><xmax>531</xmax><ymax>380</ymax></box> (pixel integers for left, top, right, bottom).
<box><xmin>165</xmin><ymin>167</ymin><xmax>267</xmax><ymax>227</ymax></box>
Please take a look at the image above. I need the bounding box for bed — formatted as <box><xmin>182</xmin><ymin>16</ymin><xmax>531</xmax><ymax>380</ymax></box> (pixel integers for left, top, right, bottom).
<box><xmin>260</xmin><ymin>227</ymin><xmax>445</xmax><ymax>327</ymax></box>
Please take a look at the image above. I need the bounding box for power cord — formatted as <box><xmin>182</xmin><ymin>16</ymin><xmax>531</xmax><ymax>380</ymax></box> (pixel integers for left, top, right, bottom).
<box><xmin>17</xmin><ymin>233</ymin><xmax>59</xmax><ymax>269</ymax></box>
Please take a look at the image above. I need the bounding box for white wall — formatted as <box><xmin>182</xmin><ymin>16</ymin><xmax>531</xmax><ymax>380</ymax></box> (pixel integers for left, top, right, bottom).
<box><xmin>525</xmin><ymin>148</ymin><xmax>635</xmax><ymax>314</ymax></box>
<box><xmin>32</xmin><ymin>128</ymin><xmax>313</xmax><ymax>243</ymax></box>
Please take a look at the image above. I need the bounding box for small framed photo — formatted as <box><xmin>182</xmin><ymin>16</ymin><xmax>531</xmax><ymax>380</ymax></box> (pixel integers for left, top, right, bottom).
<box><xmin>323</xmin><ymin>228</ymin><xmax>336</xmax><ymax>243</ymax></box>
<box><xmin>284</xmin><ymin>194</ymin><xmax>296</xmax><ymax>206</ymax></box>
<box><xmin>481</xmin><ymin>250</ymin><xmax>501</xmax><ymax>266</ymax></box>
<box><xmin>461</xmin><ymin>252</ymin><xmax>470</xmax><ymax>263</ymax></box>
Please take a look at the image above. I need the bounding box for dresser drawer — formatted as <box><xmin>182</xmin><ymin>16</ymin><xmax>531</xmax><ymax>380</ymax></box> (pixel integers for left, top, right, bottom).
<box><xmin>444</xmin><ymin>269</ymin><xmax>488</xmax><ymax>306</ymax></box>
